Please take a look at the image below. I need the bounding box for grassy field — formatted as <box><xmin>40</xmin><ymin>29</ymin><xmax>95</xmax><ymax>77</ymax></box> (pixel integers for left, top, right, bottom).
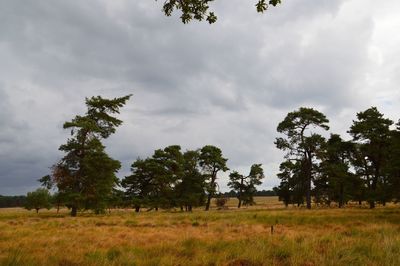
<box><xmin>1</xmin><ymin>197</ymin><xmax>400</xmax><ymax>266</ymax></box>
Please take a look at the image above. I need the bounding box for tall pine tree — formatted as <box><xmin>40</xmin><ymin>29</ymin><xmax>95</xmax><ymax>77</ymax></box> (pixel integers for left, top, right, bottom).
<box><xmin>50</xmin><ymin>95</ymin><xmax>131</xmax><ymax>216</ymax></box>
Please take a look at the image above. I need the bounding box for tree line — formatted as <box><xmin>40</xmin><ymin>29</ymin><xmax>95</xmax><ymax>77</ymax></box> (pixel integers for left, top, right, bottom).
<box><xmin>0</xmin><ymin>195</ymin><xmax>27</xmax><ymax>208</ymax></box>
<box><xmin>18</xmin><ymin>96</ymin><xmax>400</xmax><ymax>215</ymax></box>
<box><xmin>26</xmin><ymin>95</ymin><xmax>265</xmax><ymax>215</ymax></box>
<box><xmin>274</xmin><ymin>107</ymin><xmax>400</xmax><ymax>209</ymax></box>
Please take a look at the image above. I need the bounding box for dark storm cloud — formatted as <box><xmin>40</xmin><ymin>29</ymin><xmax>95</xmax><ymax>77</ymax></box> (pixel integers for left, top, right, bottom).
<box><xmin>0</xmin><ymin>0</ymin><xmax>398</xmax><ymax>194</ymax></box>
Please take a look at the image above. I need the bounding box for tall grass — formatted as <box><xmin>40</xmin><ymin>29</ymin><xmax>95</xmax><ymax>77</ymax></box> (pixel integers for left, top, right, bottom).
<box><xmin>0</xmin><ymin>198</ymin><xmax>400</xmax><ymax>265</ymax></box>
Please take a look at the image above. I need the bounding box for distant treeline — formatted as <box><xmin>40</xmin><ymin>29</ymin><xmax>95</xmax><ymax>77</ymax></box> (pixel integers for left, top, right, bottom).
<box><xmin>0</xmin><ymin>195</ymin><xmax>26</xmax><ymax>208</ymax></box>
<box><xmin>0</xmin><ymin>190</ymin><xmax>277</xmax><ymax>209</ymax></box>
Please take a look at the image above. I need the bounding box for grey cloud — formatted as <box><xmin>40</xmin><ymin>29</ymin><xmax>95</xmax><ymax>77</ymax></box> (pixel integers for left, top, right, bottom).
<box><xmin>0</xmin><ymin>0</ymin><xmax>399</xmax><ymax>195</ymax></box>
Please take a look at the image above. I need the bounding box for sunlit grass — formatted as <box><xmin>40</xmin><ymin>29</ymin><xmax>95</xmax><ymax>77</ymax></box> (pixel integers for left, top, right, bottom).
<box><xmin>1</xmin><ymin>197</ymin><xmax>400</xmax><ymax>265</ymax></box>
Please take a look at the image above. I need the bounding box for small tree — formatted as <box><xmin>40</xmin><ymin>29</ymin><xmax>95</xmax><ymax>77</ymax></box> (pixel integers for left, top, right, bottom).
<box><xmin>25</xmin><ymin>188</ymin><xmax>52</xmax><ymax>213</ymax></box>
<box><xmin>228</xmin><ymin>164</ymin><xmax>264</xmax><ymax>208</ymax></box>
<box><xmin>199</xmin><ymin>145</ymin><xmax>229</xmax><ymax>211</ymax></box>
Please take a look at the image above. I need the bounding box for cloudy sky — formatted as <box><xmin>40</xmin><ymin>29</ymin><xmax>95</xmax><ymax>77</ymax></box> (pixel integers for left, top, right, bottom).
<box><xmin>1</xmin><ymin>0</ymin><xmax>400</xmax><ymax>195</ymax></box>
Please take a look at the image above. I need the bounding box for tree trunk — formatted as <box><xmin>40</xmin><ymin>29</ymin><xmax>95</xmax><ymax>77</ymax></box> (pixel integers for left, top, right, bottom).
<box><xmin>71</xmin><ymin>206</ymin><xmax>77</xmax><ymax>217</ymax></box>
<box><xmin>205</xmin><ymin>175</ymin><xmax>217</xmax><ymax>211</ymax></box>
<box><xmin>306</xmin><ymin>175</ymin><xmax>312</xmax><ymax>209</ymax></box>
<box><xmin>369</xmin><ymin>166</ymin><xmax>379</xmax><ymax>209</ymax></box>
<box><xmin>205</xmin><ymin>194</ymin><xmax>212</xmax><ymax>211</ymax></box>
<box><xmin>369</xmin><ymin>201</ymin><xmax>375</xmax><ymax>209</ymax></box>
<box><xmin>339</xmin><ymin>183</ymin><xmax>344</xmax><ymax>208</ymax></box>
<box><xmin>304</xmin><ymin>154</ymin><xmax>312</xmax><ymax>210</ymax></box>
<box><xmin>238</xmin><ymin>177</ymin><xmax>243</xmax><ymax>208</ymax></box>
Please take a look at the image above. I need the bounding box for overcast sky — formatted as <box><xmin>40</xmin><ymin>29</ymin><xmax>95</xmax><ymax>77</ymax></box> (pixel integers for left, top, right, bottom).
<box><xmin>1</xmin><ymin>0</ymin><xmax>400</xmax><ymax>195</ymax></box>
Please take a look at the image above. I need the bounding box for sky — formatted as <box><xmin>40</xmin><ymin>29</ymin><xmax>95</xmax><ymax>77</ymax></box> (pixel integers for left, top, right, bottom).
<box><xmin>1</xmin><ymin>0</ymin><xmax>400</xmax><ymax>195</ymax></box>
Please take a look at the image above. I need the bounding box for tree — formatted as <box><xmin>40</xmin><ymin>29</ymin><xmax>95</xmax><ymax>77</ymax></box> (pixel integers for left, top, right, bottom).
<box><xmin>275</xmin><ymin>160</ymin><xmax>306</xmax><ymax>207</ymax></box>
<box><xmin>199</xmin><ymin>145</ymin><xmax>229</xmax><ymax>211</ymax></box>
<box><xmin>228</xmin><ymin>164</ymin><xmax>264</xmax><ymax>208</ymax></box>
<box><xmin>318</xmin><ymin>134</ymin><xmax>355</xmax><ymax>208</ymax></box>
<box><xmin>49</xmin><ymin>95</ymin><xmax>131</xmax><ymax>216</ymax></box>
<box><xmin>106</xmin><ymin>188</ymin><xmax>127</xmax><ymax>212</ymax></box>
<box><xmin>349</xmin><ymin>107</ymin><xmax>393</xmax><ymax>208</ymax></box>
<box><xmin>387</xmin><ymin>121</ymin><xmax>400</xmax><ymax>202</ymax></box>
<box><xmin>275</xmin><ymin>107</ymin><xmax>329</xmax><ymax>209</ymax></box>
<box><xmin>175</xmin><ymin>150</ymin><xmax>206</xmax><ymax>211</ymax></box>
<box><xmin>122</xmin><ymin>158</ymin><xmax>156</xmax><ymax>212</ymax></box>
<box><xmin>51</xmin><ymin>192</ymin><xmax>66</xmax><ymax>213</ymax></box>
<box><xmin>25</xmin><ymin>188</ymin><xmax>52</xmax><ymax>213</ymax></box>
<box><xmin>160</xmin><ymin>0</ymin><xmax>282</xmax><ymax>24</ymax></box>
<box><xmin>151</xmin><ymin>145</ymin><xmax>185</xmax><ymax>209</ymax></box>
<box><xmin>122</xmin><ymin>145</ymin><xmax>188</xmax><ymax>212</ymax></box>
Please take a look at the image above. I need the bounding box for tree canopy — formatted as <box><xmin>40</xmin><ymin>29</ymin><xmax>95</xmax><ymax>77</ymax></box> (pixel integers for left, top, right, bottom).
<box><xmin>275</xmin><ymin>107</ymin><xmax>329</xmax><ymax>209</ymax></box>
<box><xmin>228</xmin><ymin>164</ymin><xmax>264</xmax><ymax>208</ymax></box>
<box><xmin>25</xmin><ymin>188</ymin><xmax>52</xmax><ymax>213</ymax></box>
<box><xmin>46</xmin><ymin>95</ymin><xmax>131</xmax><ymax>216</ymax></box>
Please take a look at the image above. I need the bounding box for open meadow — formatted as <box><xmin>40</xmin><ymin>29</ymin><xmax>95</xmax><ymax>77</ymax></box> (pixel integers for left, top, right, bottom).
<box><xmin>1</xmin><ymin>197</ymin><xmax>400</xmax><ymax>266</ymax></box>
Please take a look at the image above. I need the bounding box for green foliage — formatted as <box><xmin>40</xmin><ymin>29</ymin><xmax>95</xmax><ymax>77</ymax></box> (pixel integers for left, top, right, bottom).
<box><xmin>349</xmin><ymin>107</ymin><xmax>393</xmax><ymax>208</ymax></box>
<box><xmin>50</xmin><ymin>95</ymin><xmax>131</xmax><ymax>216</ymax></box>
<box><xmin>122</xmin><ymin>145</ymin><xmax>231</xmax><ymax>212</ymax></box>
<box><xmin>159</xmin><ymin>0</ymin><xmax>281</xmax><ymax>24</ymax></box>
<box><xmin>316</xmin><ymin>134</ymin><xmax>356</xmax><ymax>207</ymax></box>
<box><xmin>0</xmin><ymin>195</ymin><xmax>26</xmax><ymax>208</ymax></box>
<box><xmin>122</xmin><ymin>145</ymin><xmax>186</xmax><ymax>211</ymax></box>
<box><xmin>275</xmin><ymin>107</ymin><xmax>329</xmax><ymax>209</ymax></box>
<box><xmin>199</xmin><ymin>145</ymin><xmax>229</xmax><ymax>210</ymax></box>
<box><xmin>387</xmin><ymin>122</ymin><xmax>400</xmax><ymax>202</ymax></box>
<box><xmin>228</xmin><ymin>164</ymin><xmax>265</xmax><ymax>208</ymax></box>
<box><xmin>175</xmin><ymin>150</ymin><xmax>206</xmax><ymax>211</ymax></box>
<box><xmin>25</xmin><ymin>188</ymin><xmax>52</xmax><ymax>213</ymax></box>
<box><xmin>274</xmin><ymin>160</ymin><xmax>305</xmax><ymax>207</ymax></box>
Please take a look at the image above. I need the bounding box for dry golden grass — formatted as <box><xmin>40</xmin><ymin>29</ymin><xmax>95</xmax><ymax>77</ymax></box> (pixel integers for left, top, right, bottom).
<box><xmin>1</xmin><ymin>197</ymin><xmax>400</xmax><ymax>266</ymax></box>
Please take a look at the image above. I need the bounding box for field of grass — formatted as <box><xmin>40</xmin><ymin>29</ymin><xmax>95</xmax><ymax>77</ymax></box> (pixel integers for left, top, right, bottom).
<box><xmin>1</xmin><ymin>197</ymin><xmax>400</xmax><ymax>266</ymax></box>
